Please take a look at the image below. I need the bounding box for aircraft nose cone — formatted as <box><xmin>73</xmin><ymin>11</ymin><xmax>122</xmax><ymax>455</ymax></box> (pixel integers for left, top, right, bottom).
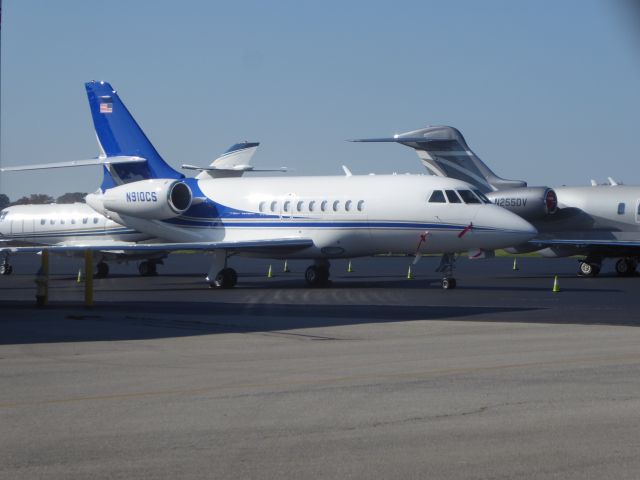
<box><xmin>500</xmin><ymin>209</ymin><xmax>537</xmax><ymax>243</ymax></box>
<box><xmin>475</xmin><ymin>206</ymin><xmax>537</xmax><ymax>249</ymax></box>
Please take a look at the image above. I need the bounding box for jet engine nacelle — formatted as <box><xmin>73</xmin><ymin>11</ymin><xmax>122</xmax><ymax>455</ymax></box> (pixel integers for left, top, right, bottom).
<box><xmin>101</xmin><ymin>179</ymin><xmax>192</xmax><ymax>220</ymax></box>
<box><xmin>486</xmin><ymin>187</ymin><xmax>557</xmax><ymax>221</ymax></box>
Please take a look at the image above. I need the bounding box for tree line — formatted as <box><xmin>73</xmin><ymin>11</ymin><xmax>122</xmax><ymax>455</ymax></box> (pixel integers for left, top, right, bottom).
<box><xmin>0</xmin><ymin>192</ymin><xmax>87</xmax><ymax>210</ymax></box>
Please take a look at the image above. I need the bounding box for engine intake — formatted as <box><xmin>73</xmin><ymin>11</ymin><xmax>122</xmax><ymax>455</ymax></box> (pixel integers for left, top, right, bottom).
<box><xmin>486</xmin><ymin>187</ymin><xmax>557</xmax><ymax>221</ymax></box>
<box><xmin>102</xmin><ymin>179</ymin><xmax>192</xmax><ymax>219</ymax></box>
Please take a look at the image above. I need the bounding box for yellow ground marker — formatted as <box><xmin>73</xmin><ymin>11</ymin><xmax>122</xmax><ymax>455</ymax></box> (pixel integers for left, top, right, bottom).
<box><xmin>347</xmin><ymin>260</ymin><xmax>353</xmax><ymax>273</ymax></box>
<box><xmin>267</xmin><ymin>264</ymin><xmax>273</xmax><ymax>278</ymax></box>
<box><xmin>552</xmin><ymin>275</ymin><xmax>560</xmax><ymax>293</ymax></box>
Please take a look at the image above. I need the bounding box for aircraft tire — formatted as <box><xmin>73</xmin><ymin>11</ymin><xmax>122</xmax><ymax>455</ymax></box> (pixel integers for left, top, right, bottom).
<box><xmin>96</xmin><ymin>262</ymin><xmax>109</xmax><ymax>278</ymax></box>
<box><xmin>578</xmin><ymin>262</ymin><xmax>599</xmax><ymax>277</ymax></box>
<box><xmin>615</xmin><ymin>258</ymin><xmax>637</xmax><ymax>277</ymax></box>
<box><xmin>305</xmin><ymin>266</ymin><xmax>320</xmax><ymax>286</ymax></box>
<box><xmin>442</xmin><ymin>277</ymin><xmax>457</xmax><ymax>289</ymax></box>
<box><xmin>305</xmin><ymin>265</ymin><xmax>330</xmax><ymax>287</ymax></box>
<box><xmin>214</xmin><ymin>268</ymin><xmax>237</xmax><ymax>289</ymax></box>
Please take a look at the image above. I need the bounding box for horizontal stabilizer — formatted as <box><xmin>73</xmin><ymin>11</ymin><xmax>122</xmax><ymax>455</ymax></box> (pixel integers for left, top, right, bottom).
<box><xmin>0</xmin><ymin>156</ymin><xmax>146</xmax><ymax>172</ymax></box>
<box><xmin>351</xmin><ymin>126</ymin><xmax>527</xmax><ymax>193</ymax></box>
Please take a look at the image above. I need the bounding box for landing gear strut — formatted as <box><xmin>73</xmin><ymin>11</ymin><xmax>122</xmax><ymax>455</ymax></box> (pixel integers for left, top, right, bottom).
<box><xmin>0</xmin><ymin>253</ymin><xmax>12</xmax><ymax>275</ymax></box>
<box><xmin>436</xmin><ymin>253</ymin><xmax>457</xmax><ymax>289</ymax></box>
<box><xmin>305</xmin><ymin>260</ymin><xmax>331</xmax><ymax>287</ymax></box>
<box><xmin>206</xmin><ymin>251</ymin><xmax>238</xmax><ymax>289</ymax></box>
<box><xmin>578</xmin><ymin>255</ymin><xmax>601</xmax><ymax>277</ymax></box>
<box><xmin>615</xmin><ymin>257</ymin><xmax>638</xmax><ymax>277</ymax></box>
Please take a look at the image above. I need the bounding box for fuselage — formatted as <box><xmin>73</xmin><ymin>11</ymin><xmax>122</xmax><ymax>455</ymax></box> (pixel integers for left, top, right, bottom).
<box><xmin>0</xmin><ymin>203</ymin><xmax>151</xmax><ymax>246</ymax></box>
<box><xmin>87</xmin><ymin>174</ymin><xmax>537</xmax><ymax>259</ymax></box>
<box><xmin>535</xmin><ymin>185</ymin><xmax>640</xmax><ymax>239</ymax></box>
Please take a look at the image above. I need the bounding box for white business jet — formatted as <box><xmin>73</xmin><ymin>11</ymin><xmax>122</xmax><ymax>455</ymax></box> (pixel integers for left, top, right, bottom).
<box><xmin>0</xmin><ymin>81</ymin><xmax>536</xmax><ymax>289</ymax></box>
<box><xmin>0</xmin><ymin>142</ymin><xmax>264</xmax><ymax>277</ymax></box>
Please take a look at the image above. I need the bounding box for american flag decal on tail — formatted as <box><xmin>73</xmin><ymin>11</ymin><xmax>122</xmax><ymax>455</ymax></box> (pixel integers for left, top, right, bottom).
<box><xmin>100</xmin><ymin>103</ymin><xmax>113</xmax><ymax>113</ymax></box>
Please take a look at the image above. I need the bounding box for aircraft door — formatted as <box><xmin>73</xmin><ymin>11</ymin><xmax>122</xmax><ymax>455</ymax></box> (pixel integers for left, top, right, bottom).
<box><xmin>23</xmin><ymin>216</ymin><xmax>35</xmax><ymax>236</ymax></box>
<box><xmin>636</xmin><ymin>200</ymin><xmax>640</xmax><ymax>223</ymax></box>
<box><xmin>10</xmin><ymin>217</ymin><xmax>22</xmax><ymax>236</ymax></box>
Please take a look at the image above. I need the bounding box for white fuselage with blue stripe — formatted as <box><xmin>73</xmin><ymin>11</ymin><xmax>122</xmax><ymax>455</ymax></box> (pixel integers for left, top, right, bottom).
<box><xmin>95</xmin><ymin>173</ymin><xmax>536</xmax><ymax>259</ymax></box>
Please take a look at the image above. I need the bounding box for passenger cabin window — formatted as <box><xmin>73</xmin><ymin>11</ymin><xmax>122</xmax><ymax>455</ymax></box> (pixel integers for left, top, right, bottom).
<box><xmin>82</xmin><ymin>218</ymin><xmax>88</xmax><ymax>224</ymax></box>
<box><xmin>345</xmin><ymin>200</ymin><xmax>352</xmax><ymax>211</ymax></box>
<box><xmin>61</xmin><ymin>219</ymin><xmax>65</xmax><ymax>225</ymax></box>
<box><xmin>333</xmin><ymin>200</ymin><xmax>340</xmax><ymax>211</ymax></box>
<box><xmin>297</xmin><ymin>201</ymin><xmax>304</xmax><ymax>212</ymax></box>
<box><xmin>321</xmin><ymin>200</ymin><xmax>328</xmax><ymax>212</ymax></box>
<box><xmin>71</xmin><ymin>219</ymin><xmax>76</xmax><ymax>224</ymax></box>
<box><xmin>270</xmin><ymin>201</ymin><xmax>277</xmax><ymax>212</ymax></box>
<box><xmin>93</xmin><ymin>218</ymin><xmax>99</xmax><ymax>224</ymax></box>
<box><xmin>259</xmin><ymin>201</ymin><xmax>266</xmax><ymax>213</ymax></box>
<box><xmin>428</xmin><ymin>190</ymin><xmax>446</xmax><ymax>203</ymax></box>
<box><xmin>618</xmin><ymin>203</ymin><xmax>625</xmax><ymax>215</ymax></box>
<box><xmin>309</xmin><ymin>201</ymin><xmax>316</xmax><ymax>212</ymax></box>
<box><xmin>50</xmin><ymin>219</ymin><xmax>55</xmax><ymax>225</ymax></box>
<box><xmin>40</xmin><ymin>219</ymin><xmax>46</xmax><ymax>225</ymax></box>
<box><xmin>283</xmin><ymin>201</ymin><xmax>291</xmax><ymax>213</ymax></box>
<box><xmin>445</xmin><ymin>190</ymin><xmax>462</xmax><ymax>203</ymax></box>
<box><xmin>357</xmin><ymin>200</ymin><xmax>365</xmax><ymax>211</ymax></box>
<box><xmin>457</xmin><ymin>190</ymin><xmax>481</xmax><ymax>204</ymax></box>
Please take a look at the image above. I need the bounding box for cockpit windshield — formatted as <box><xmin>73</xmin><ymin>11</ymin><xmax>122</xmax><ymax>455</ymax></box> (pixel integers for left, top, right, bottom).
<box><xmin>472</xmin><ymin>189</ymin><xmax>492</xmax><ymax>204</ymax></box>
<box><xmin>428</xmin><ymin>190</ymin><xmax>446</xmax><ymax>203</ymax></box>
<box><xmin>456</xmin><ymin>190</ymin><xmax>481</xmax><ymax>204</ymax></box>
<box><xmin>0</xmin><ymin>211</ymin><xmax>8</xmax><ymax>222</ymax></box>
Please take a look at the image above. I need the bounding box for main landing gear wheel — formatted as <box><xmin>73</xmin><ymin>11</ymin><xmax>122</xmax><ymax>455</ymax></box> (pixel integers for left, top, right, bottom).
<box><xmin>578</xmin><ymin>261</ymin><xmax>600</xmax><ymax>277</ymax></box>
<box><xmin>212</xmin><ymin>268</ymin><xmax>238</xmax><ymax>289</ymax></box>
<box><xmin>95</xmin><ymin>262</ymin><xmax>109</xmax><ymax>278</ymax></box>
<box><xmin>0</xmin><ymin>264</ymin><xmax>13</xmax><ymax>275</ymax></box>
<box><xmin>441</xmin><ymin>277</ymin><xmax>457</xmax><ymax>289</ymax></box>
<box><xmin>138</xmin><ymin>260</ymin><xmax>158</xmax><ymax>277</ymax></box>
<box><xmin>615</xmin><ymin>258</ymin><xmax>638</xmax><ymax>277</ymax></box>
<box><xmin>305</xmin><ymin>265</ymin><xmax>330</xmax><ymax>287</ymax></box>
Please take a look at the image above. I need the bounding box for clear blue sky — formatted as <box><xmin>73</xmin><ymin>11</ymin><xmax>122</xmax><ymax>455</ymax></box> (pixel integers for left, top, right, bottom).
<box><xmin>1</xmin><ymin>0</ymin><xmax>639</xmax><ymax>200</ymax></box>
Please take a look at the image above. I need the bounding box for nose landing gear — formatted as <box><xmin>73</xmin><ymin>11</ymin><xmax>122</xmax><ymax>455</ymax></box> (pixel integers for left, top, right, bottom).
<box><xmin>437</xmin><ymin>253</ymin><xmax>457</xmax><ymax>289</ymax></box>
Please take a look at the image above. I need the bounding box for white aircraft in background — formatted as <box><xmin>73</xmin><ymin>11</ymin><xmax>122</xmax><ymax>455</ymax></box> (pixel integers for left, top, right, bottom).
<box><xmin>0</xmin><ymin>142</ymin><xmax>265</xmax><ymax>277</ymax></box>
<box><xmin>0</xmin><ymin>81</ymin><xmax>536</xmax><ymax>289</ymax></box>
<box><xmin>353</xmin><ymin>125</ymin><xmax>640</xmax><ymax>277</ymax></box>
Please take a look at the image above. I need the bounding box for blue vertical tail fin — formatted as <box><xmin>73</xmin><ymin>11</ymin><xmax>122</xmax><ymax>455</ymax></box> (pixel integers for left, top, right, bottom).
<box><xmin>85</xmin><ymin>81</ymin><xmax>183</xmax><ymax>188</ymax></box>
